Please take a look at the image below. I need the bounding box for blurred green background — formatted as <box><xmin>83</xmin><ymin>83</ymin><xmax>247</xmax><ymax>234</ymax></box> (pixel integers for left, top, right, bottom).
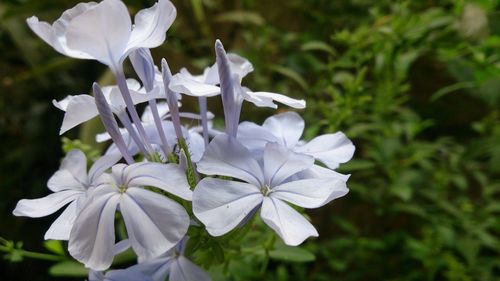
<box><xmin>1</xmin><ymin>0</ymin><xmax>500</xmax><ymax>280</ymax></box>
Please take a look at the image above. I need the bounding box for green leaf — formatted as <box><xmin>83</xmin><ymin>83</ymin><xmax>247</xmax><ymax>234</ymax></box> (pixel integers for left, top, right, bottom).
<box><xmin>43</xmin><ymin>240</ymin><xmax>65</xmax><ymax>256</ymax></box>
<box><xmin>215</xmin><ymin>11</ymin><xmax>265</xmax><ymax>26</ymax></box>
<box><xmin>49</xmin><ymin>261</ymin><xmax>88</xmax><ymax>277</ymax></box>
<box><xmin>301</xmin><ymin>41</ymin><xmax>335</xmax><ymax>55</ymax></box>
<box><xmin>269</xmin><ymin>65</ymin><xmax>308</xmax><ymax>90</ymax></box>
<box><xmin>269</xmin><ymin>244</ymin><xmax>315</xmax><ymax>263</ymax></box>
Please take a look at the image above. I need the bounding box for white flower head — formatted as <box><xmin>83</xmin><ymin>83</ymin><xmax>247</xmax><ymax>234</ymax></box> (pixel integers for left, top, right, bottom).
<box><xmin>27</xmin><ymin>0</ymin><xmax>176</xmax><ymax>70</ymax></box>
<box><xmin>68</xmin><ymin>162</ymin><xmax>192</xmax><ymax>270</ymax></box>
<box><xmin>192</xmin><ymin>134</ymin><xmax>349</xmax><ymax>246</ymax></box>
<box><xmin>238</xmin><ymin>111</ymin><xmax>355</xmax><ymax>169</ymax></box>
<box><xmin>13</xmin><ymin>150</ymin><xmax>121</xmax><ymax>240</ymax></box>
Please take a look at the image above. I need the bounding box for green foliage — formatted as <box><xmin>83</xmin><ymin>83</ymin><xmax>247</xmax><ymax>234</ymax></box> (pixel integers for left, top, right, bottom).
<box><xmin>1</xmin><ymin>0</ymin><xmax>500</xmax><ymax>280</ymax></box>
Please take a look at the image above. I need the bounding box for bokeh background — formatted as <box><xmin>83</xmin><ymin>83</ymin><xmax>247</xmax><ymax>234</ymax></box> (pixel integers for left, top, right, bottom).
<box><xmin>1</xmin><ymin>0</ymin><xmax>500</xmax><ymax>280</ymax></box>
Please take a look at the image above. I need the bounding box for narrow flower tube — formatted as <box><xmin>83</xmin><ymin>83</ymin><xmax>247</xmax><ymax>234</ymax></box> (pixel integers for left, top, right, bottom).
<box><xmin>113</xmin><ymin>66</ymin><xmax>154</xmax><ymax>155</ymax></box>
<box><xmin>215</xmin><ymin>40</ymin><xmax>242</xmax><ymax>137</ymax></box>
<box><xmin>93</xmin><ymin>83</ymin><xmax>134</xmax><ymax>164</ymax></box>
<box><xmin>198</xmin><ymin>96</ymin><xmax>209</xmax><ymax>146</ymax></box>
<box><xmin>130</xmin><ymin>48</ymin><xmax>172</xmax><ymax>157</ymax></box>
<box><xmin>161</xmin><ymin>58</ymin><xmax>184</xmax><ymax>141</ymax></box>
<box><xmin>116</xmin><ymin>111</ymin><xmax>149</xmax><ymax>157</ymax></box>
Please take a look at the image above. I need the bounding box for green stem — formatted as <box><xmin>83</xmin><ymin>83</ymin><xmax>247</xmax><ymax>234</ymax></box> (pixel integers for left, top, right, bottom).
<box><xmin>0</xmin><ymin>245</ymin><xmax>65</xmax><ymax>262</ymax></box>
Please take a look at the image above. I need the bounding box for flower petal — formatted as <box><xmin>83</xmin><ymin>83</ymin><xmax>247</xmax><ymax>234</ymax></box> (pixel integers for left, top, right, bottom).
<box><xmin>260</xmin><ymin>197</ymin><xmax>318</xmax><ymax>246</ymax></box>
<box><xmin>68</xmin><ymin>189</ymin><xmax>119</xmax><ymax>270</ymax></box>
<box><xmin>271</xmin><ymin>178</ymin><xmax>348</xmax><ymax>208</ymax></box>
<box><xmin>169</xmin><ymin>256</ymin><xmax>211</xmax><ymax>281</ymax></box>
<box><xmin>13</xmin><ymin>189</ymin><xmax>82</xmax><ymax>218</ymax></box>
<box><xmin>237</xmin><ymin>121</ymin><xmax>278</xmax><ymax>151</ymax></box>
<box><xmin>105</xmin><ymin>269</ymin><xmax>155</xmax><ymax>281</ymax></box>
<box><xmin>294</xmin><ymin>132</ymin><xmax>355</xmax><ymax>169</ymax></box>
<box><xmin>125</xmin><ymin>162</ymin><xmax>192</xmax><ymax>201</ymax></box>
<box><xmin>192</xmin><ymin>178</ymin><xmax>263</xmax><ymax>236</ymax></box>
<box><xmin>127</xmin><ymin>0</ymin><xmax>176</xmax><ymax>51</ymax></box>
<box><xmin>169</xmin><ymin>72</ymin><xmax>221</xmax><ymax>97</ymax></box>
<box><xmin>121</xmin><ymin>188</ymin><xmax>190</xmax><ymax>262</ymax></box>
<box><xmin>250</xmin><ymin>91</ymin><xmax>306</xmax><ymax>109</ymax></box>
<box><xmin>59</xmin><ymin>95</ymin><xmax>98</xmax><ymax>134</ymax></box>
<box><xmin>262</xmin><ymin>112</ymin><xmax>304</xmax><ymax>148</ymax></box>
<box><xmin>66</xmin><ymin>0</ymin><xmax>132</xmax><ymax>66</ymax></box>
<box><xmin>88</xmin><ymin>153</ymin><xmax>122</xmax><ymax>183</ymax></box>
<box><xmin>44</xmin><ymin>199</ymin><xmax>79</xmax><ymax>240</ymax></box>
<box><xmin>197</xmin><ymin>134</ymin><xmax>264</xmax><ymax>187</ymax></box>
<box><xmin>263</xmin><ymin>143</ymin><xmax>313</xmax><ymax>187</ymax></box>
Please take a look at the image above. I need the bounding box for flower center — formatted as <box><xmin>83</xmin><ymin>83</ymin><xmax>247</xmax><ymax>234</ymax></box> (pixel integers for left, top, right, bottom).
<box><xmin>260</xmin><ymin>184</ymin><xmax>272</xmax><ymax>196</ymax></box>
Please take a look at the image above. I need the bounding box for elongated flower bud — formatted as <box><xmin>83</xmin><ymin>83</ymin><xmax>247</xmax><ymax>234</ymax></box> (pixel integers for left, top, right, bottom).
<box><xmin>93</xmin><ymin>82</ymin><xmax>134</xmax><ymax>164</ymax></box>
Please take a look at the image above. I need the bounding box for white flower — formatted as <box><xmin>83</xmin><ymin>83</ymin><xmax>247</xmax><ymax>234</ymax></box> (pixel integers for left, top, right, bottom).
<box><xmin>27</xmin><ymin>0</ymin><xmax>176</xmax><ymax>70</ymax></box>
<box><xmin>238</xmin><ymin>111</ymin><xmax>355</xmax><ymax>169</ymax></box>
<box><xmin>192</xmin><ymin>134</ymin><xmax>348</xmax><ymax>246</ymax></box>
<box><xmin>169</xmin><ymin>41</ymin><xmax>305</xmax><ymax>109</ymax></box>
<box><xmin>53</xmin><ymin>79</ymin><xmax>162</xmax><ymax>134</ymax></box>
<box><xmin>129</xmin><ymin>238</ymin><xmax>211</xmax><ymax>281</ymax></box>
<box><xmin>13</xmin><ymin>150</ymin><xmax>120</xmax><ymax>240</ymax></box>
<box><xmin>68</xmin><ymin>162</ymin><xmax>192</xmax><ymax>270</ymax></box>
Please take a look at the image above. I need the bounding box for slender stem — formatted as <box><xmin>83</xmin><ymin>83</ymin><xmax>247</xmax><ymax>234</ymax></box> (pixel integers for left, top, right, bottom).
<box><xmin>198</xmin><ymin>96</ymin><xmax>209</xmax><ymax>146</ymax></box>
<box><xmin>161</xmin><ymin>59</ymin><xmax>184</xmax><ymax>141</ymax></box>
<box><xmin>148</xmin><ymin>98</ymin><xmax>172</xmax><ymax>157</ymax></box>
<box><xmin>0</xmin><ymin>245</ymin><xmax>65</xmax><ymax>262</ymax></box>
<box><xmin>113</xmin><ymin>66</ymin><xmax>153</xmax><ymax>153</ymax></box>
<box><xmin>117</xmin><ymin>111</ymin><xmax>149</xmax><ymax>156</ymax></box>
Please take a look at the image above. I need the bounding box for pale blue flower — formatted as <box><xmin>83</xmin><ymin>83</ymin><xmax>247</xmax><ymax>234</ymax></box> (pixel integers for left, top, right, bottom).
<box><xmin>13</xmin><ymin>150</ymin><xmax>120</xmax><ymax>240</ymax></box>
<box><xmin>68</xmin><ymin>162</ymin><xmax>192</xmax><ymax>270</ymax></box>
<box><xmin>192</xmin><ymin>134</ymin><xmax>348</xmax><ymax>246</ymax></box>
<box><xmin>27</xmin><ymin>0</ymin><xmax>176</xmax><ymax>70</ymax></box>
<box><xmin>238</xmin><ymin>111</ymin><xmax>355</xmax><ymax>169</ymax></box>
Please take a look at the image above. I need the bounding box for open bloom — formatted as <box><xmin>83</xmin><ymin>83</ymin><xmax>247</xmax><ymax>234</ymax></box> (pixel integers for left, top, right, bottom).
<box><xmin>128</xmin><ymin>237</ymin><xmax>211</xmax><ymax>281</ymax></box>
<box><xmin>68</xmin><ymin>162</ymin><xmax>192</xmax><ymax>270</ymax></box>
<box><xmin>13</xmin><ymin>150</ymin><xmax>120</xmax><ymax>240</ymax></box>
<box><xmin>192</xmin><ymin>134</ymin><xmax>348</xmax><ymax>246</ymax></box>
<box><xmin>27</xmin><ymin>0</ymin><xmax>176</xmax><ymax>70</ymax></box>
<box><xmin>53</xmin><ymin>79</ymin><xmax>161</xmax><ymax>134</ymax></box>
<box><xmin>238</xmin><ymin>111</ymin><xmax>355</xmax><ymax>169</ymax></box>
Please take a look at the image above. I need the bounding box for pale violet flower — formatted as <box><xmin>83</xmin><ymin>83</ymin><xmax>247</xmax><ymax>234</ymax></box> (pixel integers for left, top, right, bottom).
<box><xmin>192</xmin><ymin>134</ymin><xmax>348</xmax><ymax>246</ymax></box>
<box><xmin>13</xmin><ymin>150</ymin><xmax>120</xmax><ymax>240</ymax></box>
<box><xmin>27</xmin><ymin>0</ymin><xmax>176</xmax><ymax>70</ymax></box>
<box><xmin>238</xmin><ymin>111</ymin><xmax>355</xmax><ymax>169</ymax></box>
<box><xmin>88</xmin><ymin>240</ymin><xmax>154</xmax><ymax>281</ymax></box>
<box><xmin>68</xmin><ymin>162</ymin><xmax>192</xmax><ymax>270</ymax></box>
<box><xmin>53</xmin><ymin>79</ymin><xmax>162</xmax><ymax>134</ymax></box>
<box><xmin>128</xmin><ymin>237</ymin><xmax>211</xmax><ymax>281</ymax></box>
<box><xmin>169</xmin><ymin>41</ymin><xmax>305</xmax><ymax>110</ymax></box>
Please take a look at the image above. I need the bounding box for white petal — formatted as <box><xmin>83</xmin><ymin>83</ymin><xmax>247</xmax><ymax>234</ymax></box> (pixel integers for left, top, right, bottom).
<box><xmin>192</xmin><ymin>178</ymin><xmax>263</xmax><ymax>236</ymax></box>
<box><xmin>125</xmin><ymin>162</ymin><xmax>192</xmax><ymax>200</ymax></box>
<box><xmin>44</xmin><ymin>199</ymin><xmax>79</xmax><ymax>240</ymax></box>
<box><xmin>262</xmin><ymin>112</ymin><xmax>304</xmax><ymax>148</ymax></box>
<box><xmin>187</xmin><ymin>131</ymin><xmax>205</xmax><ymax>162</ymax></box>
<box><xmin>66</xmin><ymin>0</ymin><xmax>132</xmax><ymax>66</ymax></box>
<box><xmin>263</xmin><ymin>143</ymin><xmax>313</xmax><ymax>187</ymax></box>
<box><xmin>105</xmin><ymin>269</ymin><xmax>154</xmax><ymax>281</ymax></box>
<box><xmin>169</xmin><ymin>256</ymin><xmax>211</xmax><ymax>281</ymax></box>
<box><xmin>60</xmin><ymin>149</ymin><xmax>88</xmax><ymax>183</ymax></box>
<box><xmin>68</xmin><ymin>190</ymin><xmax>119</xmax><ymax>270</ymax></box>
<box><xmin>88</xmin><ymin>154</ymin><xmax>122</xmax><ymax>183</ymax></box>
<box><xmin>271</xmin><ymin>178</ymin><xmax>348</xmax><ymax>208</ymax></box>
<box><xmin>250</xmin><ymin>91</ymin><xmax>306</xmax><ymax>109</ymax></box>
<box><xmin>237</xmin><ymin>121</ymin><xmax>278</xmax><ymax>151</ymax></box>
<box><xmin>294</xmin><ymin>132</ymin><xmax>355</xmax><ymax>169</ymax></box>
<box><xmin>169</xmin><ymin>72</ymin><xmax>221</xmax><ymax>97</ymax></box>
<box><xmin>13</xmin><ymin>190</ymin><xmax>82</xmax><ymax>218</ymax></box>
<box><xmin>59</xmin><ymin>95</ymin><xmax>98</xmax><ymax>134</ymax></box>
<box><xmin>260</xmin><ymin>197</ymin><xmax>318</xmax><ymax>246</ymax></box>
<box><xmin>227</xmin><ymin>53</ymin><xmax>254</xmax><ymax>80</ymax></box>
<box><xmin>121</xmin><ymin>188</ymin><xmax>190</xmax><ymax>262</ymax></box>
<box><xmin>197</xmin><ymin>134</ymin><xmax>264</xmax><ymax>187</ymax></box>
<box><xmin>129</xmin><ymin>256</ymin><xmax>171</xmax><ymax>281</ymax></box>
<box><xmin>47</xmin><ymin>170</ymin><xmax>86</xmax><ymax>193</ymax></box>
<box><xmin>127</xmin><ymin>0</ymin><xmax>176</xmax><ymax>51</ymax></box>
<box><xmin>294</xmin><ymin>164</ymin><xmax>350</xmax><ymax>182</ymax></box>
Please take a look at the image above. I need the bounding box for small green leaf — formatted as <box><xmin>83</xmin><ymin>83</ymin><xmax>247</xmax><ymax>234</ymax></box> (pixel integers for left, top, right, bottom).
<box><xmin>301</xmin><ymin>41</ymin><xmax>335</xmax><ymax>55</ymax></box>
<box><xmin>269</xmin><ymin>244</ymin><xmax>315</xmax><ymax>263</ymax></box>
<box><xmin>49</xmin><ymin>261</ymin><xmax>88</xmax><ymax>277</ymax></box>
<box><xmin>43</xmin><ymin>240</ymin><xmax>65</xmax><ymax>256</ymax></box>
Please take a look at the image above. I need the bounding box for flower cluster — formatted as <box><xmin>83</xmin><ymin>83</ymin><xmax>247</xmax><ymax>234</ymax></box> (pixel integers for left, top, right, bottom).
<box><xmin>13</xmin><ymin>0</ymin><xmax>354</xmax><ymax>279</ymax></box>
